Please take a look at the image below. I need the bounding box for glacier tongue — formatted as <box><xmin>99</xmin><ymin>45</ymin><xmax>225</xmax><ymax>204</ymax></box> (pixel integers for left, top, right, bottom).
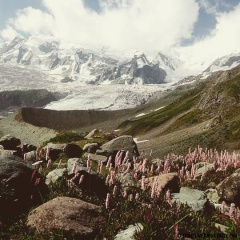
<box><xmin>44</xmin><ymin>84</ymin><xmax>168</xmax><ymax>111</ymax></box>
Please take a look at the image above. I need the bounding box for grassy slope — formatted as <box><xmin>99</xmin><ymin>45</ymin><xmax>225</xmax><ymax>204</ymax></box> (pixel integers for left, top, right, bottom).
<box><xmin>119</xmin><ymin>68</ymin><xmax>240</xmax><ymax>155</ymax></box>
<box><xmin>8</xmin><ymin>65</ymin><xmax>240</xmax><ymax>155</ymax></box>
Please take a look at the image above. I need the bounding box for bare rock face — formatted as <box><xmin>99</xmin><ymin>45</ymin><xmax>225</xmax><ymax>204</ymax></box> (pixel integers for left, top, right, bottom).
<box><xmin>216</xmin><ymin>169</ymin><xmax>240</xmax><ymax>206</ymax></box>
<box><xmin>0</xmin><ymin>134</ymin><xmax>21</xmax><ymax>150</ymax></box>
<box><xmin>27</xmin><ymin>197</ymin><xmax>106</xmax><ymax>239</ymax></box>
<box><xmin>100</xmin><ymin>135</ymin><xmax>139</xmax><ymax>159</ymax></box>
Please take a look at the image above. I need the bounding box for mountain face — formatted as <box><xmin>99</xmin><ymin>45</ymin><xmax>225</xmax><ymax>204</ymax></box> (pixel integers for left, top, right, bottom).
<box><xmin>0</xmin><ymin>36</ymin><xmax>167</xmax><ymax>85</ymax></box>
<box><xmin>119</xmin><ymin>64</ymin><xmax>240</xmax><ymax>155</ymax></box>
<box><xmin>204</xmin><ymin>53</ymin><xmax>240</xmax><ymax>73</ymax></box>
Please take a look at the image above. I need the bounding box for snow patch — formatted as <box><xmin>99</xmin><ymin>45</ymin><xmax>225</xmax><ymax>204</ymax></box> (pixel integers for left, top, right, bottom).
<box><xmin>154</xmin><ymin>106</ymin><xmax>165</xmax><ymax>111</ymax></box>
<box><xmin>135</xmin><ymin>113</ymin><xmax>146</xmax><ymax>118</ymax></box>
<box><xmin>134</xmin><ymin>138</ymin><xmax>149</xmax><ymax>143</ymax></box>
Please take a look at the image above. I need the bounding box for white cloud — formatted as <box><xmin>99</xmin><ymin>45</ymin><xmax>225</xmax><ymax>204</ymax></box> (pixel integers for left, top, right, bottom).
<box><xmin>0</xmin><ymin>0</ymin><xmax>199</xmax><ymax>52</ymax></box>
<box><xmin>180</xmin><ymin>3</ymin><xmax>240</xmax><ymax>71</ymax></box>
<box><xmin>0</xmin><ymin>0</ymin><xmax>239</xmax><ymax>74</ymax></box>
<box><xmin>0</xmin><ymin>7</ymin><xmax>54</xmax><ymax>40</ymax></box>
<box><xmin>0</xmin><ymin>25</ymin><xmax>22</xmax><ymax>41</ymax></box>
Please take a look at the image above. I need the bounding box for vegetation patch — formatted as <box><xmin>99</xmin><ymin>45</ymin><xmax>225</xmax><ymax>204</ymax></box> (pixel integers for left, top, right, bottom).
<box><xmin>119</xmin><ymin>83</ymin><xmax>206</xmax><ymax>136</ymax></box>
<box><xmin>43</xmin><ymin>132</ymin><xmax>84</xmax><ymax>145</ymax></box>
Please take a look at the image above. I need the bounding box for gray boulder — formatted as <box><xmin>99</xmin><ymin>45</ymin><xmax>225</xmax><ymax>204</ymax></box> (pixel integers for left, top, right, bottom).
<box><xmin>0</xmin><ymin>134</ymin><xmax>21</xmax><ymax>150</ymax></box>
<box><xmin>45</xmin><ymin>143</ymin><xmax>83</xmax><ymax>161</ymax></box>
<box><xmin>64</xmin><ymin>143</ymin><xmax>83</xmax><ymax>158</ymax></box>
<box><xmin>83</xmin><ymin>143</ymin><xmax>99</xmax><ymax>153</ymax></box>
<box><xmin>67</xmin><ymin>158</ymin><xmax>88</xmax><ymax>174</ymax></box>
<box><xmin>21</xmin><ymin>143</ymin><xmax>37</xmax><ymax>153</ymax></box>
<box><xmin>24</xmin><ymin>150</ymin><xmax>36</xmax><ymax>161</ymax></box>
<box><xmin>67</xmin><ymin>158</ymin><xmax>107</xmax><ymax>198</ymax></box>
<box><xmin>216</xmin><ymin>169</ymin><xmax>240</xmax><ymax>206</ymax></box>
<box><xmin>147</xmin><ymin>173</ymin><xmax>180</xmax><ymax>193</ymax></box>
<box><xmin>0</xmin><ymin>156</ymin><xmax>48</xmax><ymax>217</ymax></box>
<box><xmin>0</xmin><ymin>149</ymin><xmax>20</xmax><ymax>158</ymax></box>
<box><xmin>100</xmin><ymin>135</ymin><xmax>139</xmax><ymax>159</ymax></box>
<box><xmin>27</xmin><ymin>197</ymin><xmax>105</xmax><ymax>238</ymax></box>
<box><xmin>89</xmin><ymin>154</ymin><xmax>108</xmax><ymax>164</ymax></box>
<box><xmin>85</xmin><ymin>129</ymin><xmax>99</xmax><ymax>139</ymax></box>
<box><xmin>44</xmin><ymin>143</ymin><xmax>65</xmax><ymax>161</ymax></box>
<box><xmin>45</xmin><ymin>168</ymin><xmax>67</xmax><ymax>185</ymax></box>
<box><xmin>195</xmin><ymin>162</ymin><xmax>214</xmax><ymax>177</ymax></box>
<box><xmin>172</xmin><ymin>187</ymin><xmax>214</xmax><ymax>212</ymax></box>
<box><xmin>205</xmin><ymin>189</ymin><xmax>220</xmax><ymax>204</ymax></box>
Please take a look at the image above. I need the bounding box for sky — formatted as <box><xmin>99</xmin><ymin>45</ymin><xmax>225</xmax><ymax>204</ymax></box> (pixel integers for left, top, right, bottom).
<box><xmin>0</xmin><ymin>0</ymin><xmax>240</xmax><ymax>63</ymax></box>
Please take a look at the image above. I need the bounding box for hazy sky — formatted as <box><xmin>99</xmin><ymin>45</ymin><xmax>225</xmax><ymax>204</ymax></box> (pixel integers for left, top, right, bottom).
<box><xmin>0</xmin><ymin>0</ymin><xmax>240</xmax><ymax>61</ymax></box>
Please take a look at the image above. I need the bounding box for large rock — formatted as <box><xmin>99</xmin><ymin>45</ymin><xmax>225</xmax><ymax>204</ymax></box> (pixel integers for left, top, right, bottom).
<box><xmin>45</xmin><ymin>143</ymin><xmax>83</xmax><ymax>161</ymax></box>
<box><xmin>45</xmin><ymin>168</ymin><xmax>67</xmax><ymax>185</ymax></box>
<box><xmin>216</xmin><ymin>169</ymin><xmax>240</xmax><ymax>206</ymax></box>
<box><xmin>172</xmin><ymin>187</ymin><xmax>214</xmax><ymax>212</ymax></box>
<box><xmin>64</xmin><ymin>143</ymin><xmax>83</xmax><ymax>158</ymax></box>
<box><xmin>195</xmin><ymin>162</ymin><xmax>214</xmax><ymax>177</ymax></box>
<box><xmin>0</xmin><ymin>149</ymin><xmax>20</xmax><ymax>158</ymax></box>
<box><xmin>67</xmin><ymin>158</ymin><xmax>88</xmax><ymax>174</ymax></box>
<box><xmin>27</xmin><ymin>197</ymin><xmax>105</xmax><ymax>238</ymax></box>
<box><xmin>83</xmin><ymin>143</ymin><xmax>99</xmax><ymax>153</ymax></box>
<box><xmin>147</xmin><ymin>173</ymin><xmax>180</xmax><ymax>193</ymax></box>
<box><xmin>100</xmin><ymin>135</ymin><xmax>139</xmax><ymax>159</ymax></box>
<box><xmin>205</xmin><ymin>189</ymin><xmax>220</xmax><ymax>204</ymax></box>
<box><xmin>0</xmin><ymin>156</ymin><xmax>48</xmax><ymax>217</ymax></box>
<box><xmin>67</xmin><ymin>158</ymin><xmax>107</xmax><ymax>198</ymax></box>
<box><xmin>0</xmin><ymin>134</ymin><xmax>21</xmax><ymax>150</ymax></box>
<box><xmin>85</xmin><ymin>129</ymin><xmax>99</xmax><ymax>139</ymax></box>
<box><xmin>45</xmin><ymin>143</ymin><xmax>65</xmax><ymax>161</ymax></box>
<box><xmin>89</xmin><ymin>154</ymin><xmax>108</xmax><ymax>164</ymax></box>
<box><xmin>24</xmin><ymin>150</ymin><xmax>36</xmax><ymax>161</ymax></box>
<box><xmin>21</xmin><ymin>143</ymin><xmax>37</xmax><ymax>153</ymax></box>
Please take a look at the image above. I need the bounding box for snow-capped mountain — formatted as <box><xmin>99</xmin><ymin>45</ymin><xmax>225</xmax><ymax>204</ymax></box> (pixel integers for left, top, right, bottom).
<box><xmin>0</xmin><ymin>36</ymin><xmax>168</xmax><ymax>85</ymax></box>
<box><xmin>204</xmin><ymin>52</ymin><xmax>240</xmax><ymax>73</ymax></box>
<box><xmin>1</xmin><ymin>35</ymin><xmax>240</xmax><ymax>111</ymax></box>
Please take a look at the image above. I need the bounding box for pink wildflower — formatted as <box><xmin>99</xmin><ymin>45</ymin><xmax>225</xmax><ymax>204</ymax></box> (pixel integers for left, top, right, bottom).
<box><xmin>47</xmin><ymin>159</ymin><xmax>52</xmax><ymax>168</ymax></box>
<box><xmin>105</xmin><ymin>193</ymin><xmax>110</xmax><ymax>209</ymax></box>
<box><xmin>79</xmin><ymin>175</ymin><xmax>84</xmax><ymax>184</ymax></box>
<box><xmin>229</xmin><ymin>203</ymin><xmax>235</xmax><ymax>218</ymax></box>
<box><xmin>141</xmin><ymin>176</ymin><xmax>146</xmax><ymax>190</ymax></box>
<box><xmin>113</xmin><ymin>185</ymin><xmax>117</xmax><ymax>197</ymax></box>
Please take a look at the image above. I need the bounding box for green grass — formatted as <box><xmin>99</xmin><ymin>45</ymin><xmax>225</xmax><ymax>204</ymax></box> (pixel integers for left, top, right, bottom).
<box><xmin>119</xmin><ymin>83</ymin><xmax>205</xmax><ymax>136</ymax></box>
<box><xmin>43</xmin><ymin>132</ymin><xmax>84</xmax><ymax>145</ymax></box>
<box><xmin>163</xmin><ymin>109</ymin><xmax>203</xmax><ymax>134</ymax></box>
